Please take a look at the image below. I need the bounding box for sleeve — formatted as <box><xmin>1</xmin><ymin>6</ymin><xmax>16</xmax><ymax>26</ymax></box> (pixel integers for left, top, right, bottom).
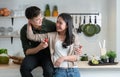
<box><xmin>74</xmin><ymin>34</ymin><xmax>81</xmax><ymax>61</ymax></box>
<box><xmin>74</xmin><ymin>34</ymin><xmax>80</xmax><ymax>46</ymax></box>
<box><xmin>20</xmin><ymin>25</ymin><xmax>32</xmax><ymax>54</ymax></box>
<box><xmin>27</xmin><ymin>25</ymin><xmax>48</xmax><ymax>42</ymax></box>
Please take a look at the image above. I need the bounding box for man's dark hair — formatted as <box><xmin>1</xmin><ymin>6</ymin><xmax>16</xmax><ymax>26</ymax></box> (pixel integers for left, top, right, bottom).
<box><xmin>25</xmin><ymin>6</ymin><xmax>41</xmax><ymax>19</ymax></box>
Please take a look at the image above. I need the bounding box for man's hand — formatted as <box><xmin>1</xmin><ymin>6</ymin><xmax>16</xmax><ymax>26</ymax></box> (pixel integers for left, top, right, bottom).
<box><xmin>44</xmin><ymin>38</ymin><xmax>49</xmax><ymax>43</ymax></box>
<box><xmin>39</xmin><ymin>41</ymin><xmax>48</xmax><ymax>50</ymax></box>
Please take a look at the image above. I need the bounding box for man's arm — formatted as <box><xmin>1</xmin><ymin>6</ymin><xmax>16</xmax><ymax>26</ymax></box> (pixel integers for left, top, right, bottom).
<box><xmin>25</xmin><ymin>42</ymin><xmax>48</xmax><ymax>55</ymax></box>
<box><xmin>20</xmin><ymin>25</ymin><xmax>45</xmax><ymax>55</ymax></box>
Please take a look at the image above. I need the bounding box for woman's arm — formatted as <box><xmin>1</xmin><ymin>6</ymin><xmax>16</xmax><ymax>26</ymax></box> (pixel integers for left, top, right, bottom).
<box><xmin>27</xmin><ymin>24</ymin><xmax>47</xmax><ymax>42</ymax></box>
<box><xmin>54</xmin><ymin>55</ymin><xmax>78</xmax><ymax>66</ymax></box>
<box><xmin>64</xmin><ymin>55</ymin><xmax>78</xmax><ymax>61</ymax></box>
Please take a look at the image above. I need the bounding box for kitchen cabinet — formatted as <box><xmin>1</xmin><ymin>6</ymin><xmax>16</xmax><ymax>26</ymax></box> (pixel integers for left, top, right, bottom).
<box><xmin>0</xmin><ymin>62</ymin><xmax>43</xmax><ymax>77</ymax></box>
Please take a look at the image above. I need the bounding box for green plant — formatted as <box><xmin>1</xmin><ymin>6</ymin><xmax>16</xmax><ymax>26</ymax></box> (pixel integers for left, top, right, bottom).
<box><xmin>106</xmin><ymin>50</ymin><xmax>116</xmax><ymax>59</ymax></box>
<box><xmin>0</xmin><ymin>48</ymin><xmax>8</xmax><ymax>54</ymax></box>
<box><xmin>100</xmin><ymin>55</ymin><xmax>108</xmax><ymax>63</ymax></box>
<box><xmin>80</xmin><ymin>54</ymin><xmax>88</xmax><ymax>61</ymax></box>
<box><xmin>100</xmin><ymin>55</ymin><xmax>107</xmax><ymax>59</ymax></box>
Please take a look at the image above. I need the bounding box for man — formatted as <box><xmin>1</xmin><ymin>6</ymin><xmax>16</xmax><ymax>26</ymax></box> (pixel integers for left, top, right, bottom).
<box><xmin>20</xmin><ymin>6</ymin><xmax>56</xmax><ymax>77</ymax></box>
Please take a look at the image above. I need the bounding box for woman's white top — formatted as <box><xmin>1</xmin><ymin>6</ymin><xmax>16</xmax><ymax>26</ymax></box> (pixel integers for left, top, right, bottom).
<box><xmin>54</xmin><ymin>40</ymin><xmax>70</xmax><ymax>68</ymax></box>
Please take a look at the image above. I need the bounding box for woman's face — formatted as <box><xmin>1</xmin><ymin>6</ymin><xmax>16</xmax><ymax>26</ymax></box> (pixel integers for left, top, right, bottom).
<box><xmin>29</xmin><ymin>14</ymin><xmax>43</xmax><ymax>29</ymax></box>
<box><xmin>56</xmin><ymin>17</ymin><xmax>67</xmax><ymax>32</ymax></box>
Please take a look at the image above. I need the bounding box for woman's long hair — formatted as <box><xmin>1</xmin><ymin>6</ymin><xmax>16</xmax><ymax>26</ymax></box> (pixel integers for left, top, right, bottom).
<box><xmin>58</xmin><ymin>13</ymin><xmax>75</xmax><ymax>48</ymax></box>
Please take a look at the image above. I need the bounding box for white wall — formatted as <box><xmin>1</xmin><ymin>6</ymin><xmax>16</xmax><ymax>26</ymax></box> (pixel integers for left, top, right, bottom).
<box><xmin>116</xmin><ymin>0</ymin><xmax>120</xmax><ymax>61</ymax></box>
<box><xmin>107</xmin><ymin>0</ymin><xmax>116</xmax><ymax>51</ymax></box>
<box><xmin>0</xmin><ymin>0</ymin><xmax>117</xmax><ymax>60</ymax></box>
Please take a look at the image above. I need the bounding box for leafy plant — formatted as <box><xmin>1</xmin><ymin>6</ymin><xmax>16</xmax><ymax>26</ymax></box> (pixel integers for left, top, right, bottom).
<box><xmin>106</xmin><ymin>50</ymin><xmax>116</xmax><ymax>59</ymax></box>
<box><xmin>100</xmin><ymin>55</ymin><xmax>108</xmax><ymax>63</ymax></box>
<box><xmin>81</xmin><ymin>54</ymin><xmax>88</xmax><ymax>61</ymax></box>
<box><xmin>100</xmin><ymin>55</ymin><xmax>107</xmax><ymax>59</ymax></box>
<box><xmin>0</xmin><ymin>48</ymin><xmax>8</xmax><ymax>54</ymax></box>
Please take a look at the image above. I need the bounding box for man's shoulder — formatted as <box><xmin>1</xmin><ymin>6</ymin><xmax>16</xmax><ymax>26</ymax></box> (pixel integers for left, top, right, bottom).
<box><xmin>21</xmin><ymin>24</ymin><xmax>27</xmax><ymax>31</ymax></box>
<box><xmin>20</xmin><ymin>24</ymin><xmax>27</xmax><ymax>35</ymax></box>
<box><xmin>42</xmin><ymin>18</ymin><xmax>56</xmax><ymax>32</ymax></box>
<box><xmin>43</xmin><ymin>18</ymin><xmax>55</xmax><ymax>25</ymax></box>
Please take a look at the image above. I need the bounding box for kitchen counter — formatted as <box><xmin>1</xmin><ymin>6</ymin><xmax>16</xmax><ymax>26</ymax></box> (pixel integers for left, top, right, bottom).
<box><xmin>0</xmin><ymin>61</ymin><xmax>120</xmax><ymax>69</ymax></box>
<box><xmin>0</xmin><ymin>61</ymin><xmax>120</xmax><ymax>77</ymax></box>
<box><xmin>0</xmin><ymin>62</ymin><xmax>20</xmax><ymax>69</ymax></box>
<box><xmin>77</xmin><ymin>61</ymin><xmax>120</xmax><ymax>77</ymax></box>
<box><xmin>77</xmin><ymin>61</ymin><xmax>120</xmax><ymax>68</ymax></box>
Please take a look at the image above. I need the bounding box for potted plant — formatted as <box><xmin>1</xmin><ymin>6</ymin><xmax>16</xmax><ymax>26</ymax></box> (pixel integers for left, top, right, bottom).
<box><xmin>106</xmin><ymin>50</ymin><xmax>117</xmax><ymax>63</ymax></box>
<box><xmin>100</xmin><ymin>55</ymin><xmax>107</xmax><ymax>63</ymax></box>
<box><xmin>80</xmin><ymin>54</ymin><xmax>88</xmax><ymax>61</ymax></box>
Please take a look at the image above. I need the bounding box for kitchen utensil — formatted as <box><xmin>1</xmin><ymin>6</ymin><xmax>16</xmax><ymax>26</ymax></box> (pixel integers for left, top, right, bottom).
<box><xmin>77</xmin><ymin>16</ymin><xmax>82</xmax><ymax>33</ymax></box>
<box><xmin>99</xmin><ymin>40</ymin><xmax>106</xmax><ymax>56</ymax></box>
<box><xmin>83</xmin><ymin>16</ymin><xmax>96</xmax><ymax>37</ymax></box>
<box><xmin>11</xmin><ymin>17</ymin><xmax>14</xmax><ymax>26</ymax></box>
<box><xmin>7</xmin><ymin>27</ymin><xmax>13</xmax><ymax>44</ymax></box>
<box><xmin>0</xmin><ymin>27</ymin><xmax>5</xmax><ymax>35</ymax></box>
<box><xmin>80</xmin><ymin>16</ymin><xmax>86</xmax><ymax>31</ymax></box>
<box><xmin>7</xmin><ymin>27</ymin><xmax>13</xmax><ymax>32</ymax></box>
<box><xmin>74</xmin><ymin>15</ymin><xmax>79</xmax><ymax>29</ymax></box>
<box><xmin>0</xmin><ymin>27</ymin><xmax>5</xmax><ymax>32</ymax></box>
<box><xmin>94</xmin><ymin>16</ymin><xmax>101</xmax><ymax>34</ymax></box>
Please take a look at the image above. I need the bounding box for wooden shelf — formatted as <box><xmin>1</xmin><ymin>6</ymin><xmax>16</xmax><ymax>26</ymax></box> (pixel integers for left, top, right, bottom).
<box><xmin>0</xmin><ymin>16</ymin><xmax>25</xmax><ymax>18</ymax></box>
<box><xmin>0</xmin><ymin>35</ymin><xmax>20</xmax><ymax>38</ymax></box>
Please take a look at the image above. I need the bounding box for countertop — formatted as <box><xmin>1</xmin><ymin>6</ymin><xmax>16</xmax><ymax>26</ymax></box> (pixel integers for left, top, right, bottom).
<box><xmin>0</xmin><ymin>62</ymin><xmax>20</xmax><ymax>69</ymax></box>
<box><xmin>0</xmin><ymin>61</ymin><xmax>120</xmax><ymax>69</ymax></box>
<box><xmin>77</xmin><ymin>61</ymin><xmax>120</xmax><ymax>69</ymax></box>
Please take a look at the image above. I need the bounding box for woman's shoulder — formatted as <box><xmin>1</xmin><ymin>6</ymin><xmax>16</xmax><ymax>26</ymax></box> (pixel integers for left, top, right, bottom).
<box><xmin>48</xmin><ymin>32</ymin><xmax>57</xmax><ymax>36</ymax></box>
<box><xmin>47</xmin><ymin>32</ymin><xmax>57</xmax><ymax>40</ymax></box>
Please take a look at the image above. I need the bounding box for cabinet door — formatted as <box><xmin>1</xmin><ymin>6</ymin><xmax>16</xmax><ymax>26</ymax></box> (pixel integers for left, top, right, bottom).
<box><xmin>0</xmin><ymin>69</ymin><xmax>21</xmax><ymax>77</ymax></box>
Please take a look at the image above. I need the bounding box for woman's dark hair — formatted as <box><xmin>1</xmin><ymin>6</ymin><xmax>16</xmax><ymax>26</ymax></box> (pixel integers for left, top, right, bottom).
<box><xmin>25</xmin><ymin>6</ymin><xmax>41</xmax><ymax>19</ymax></box>
<box><xmin>58</xmin><ymin>13</ymin><xmax>75</xmax><ymax>48</ymax></box>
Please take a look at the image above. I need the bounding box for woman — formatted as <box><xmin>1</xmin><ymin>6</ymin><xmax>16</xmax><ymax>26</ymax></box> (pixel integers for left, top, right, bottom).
<box><xmin>27</xmin><ymin>13</ymin><xmax>82</xmax><ymax>77</ymax></box>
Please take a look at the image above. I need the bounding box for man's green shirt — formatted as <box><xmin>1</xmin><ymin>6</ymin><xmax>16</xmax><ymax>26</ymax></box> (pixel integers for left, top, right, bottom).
<box><xmin>20</xmin><ymin>18</ymin><xmax>56</xmax><ymax>55</ymax></box>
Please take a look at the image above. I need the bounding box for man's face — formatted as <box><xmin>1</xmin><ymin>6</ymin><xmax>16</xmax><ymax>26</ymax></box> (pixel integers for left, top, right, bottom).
<box><xmin>29</xmin><ymin>14</ymin><xmax>43</xmax><ymax>29</ymax></box>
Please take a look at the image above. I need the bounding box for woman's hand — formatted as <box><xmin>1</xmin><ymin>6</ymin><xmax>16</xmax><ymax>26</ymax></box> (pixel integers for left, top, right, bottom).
<box><xmin>54</xmin><ymin>57</ymin><xmax>65</xmax><ymax>67</ymax></box>
<box><xmin>27</xmin><ymin>20</ymin><xmax>32</xmax><ymax>31</ymax></box>
<box><xmin>74</xmin><ymin>45</ymin><xmax>82</xmax><ymax>55</ymax></box>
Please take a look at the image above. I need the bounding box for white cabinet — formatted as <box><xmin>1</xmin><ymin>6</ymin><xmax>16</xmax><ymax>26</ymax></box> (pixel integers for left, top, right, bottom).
<box><xmin>0</xmin><ymin>63</ymin><xmax>43</xmax><ymax>77</ymax></box>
